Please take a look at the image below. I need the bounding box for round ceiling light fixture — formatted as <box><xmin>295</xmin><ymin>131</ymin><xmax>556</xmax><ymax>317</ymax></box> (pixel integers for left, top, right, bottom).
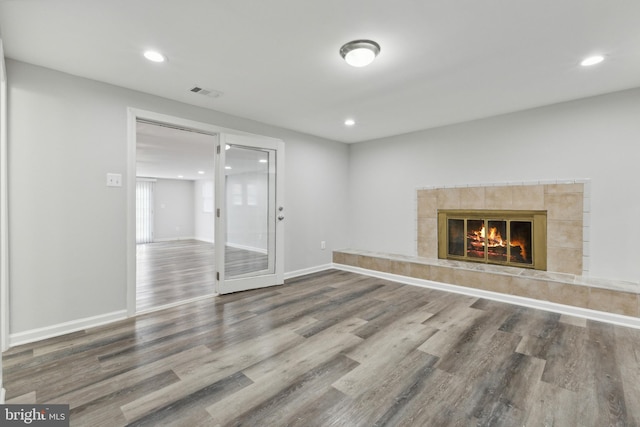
<box><xmin>143</xmin><ymin>50</ymin><xmax>166</xmax><ymax>63</ymax></box>
<box><xmin>344</xmin><ymin>118</ymin><xmax>356</xmax><ymax>126</ymax></box>
<box><xmin>340</xmin><ymin>40</ymin><xmax>380</xmax><ymax>67</ymax></box>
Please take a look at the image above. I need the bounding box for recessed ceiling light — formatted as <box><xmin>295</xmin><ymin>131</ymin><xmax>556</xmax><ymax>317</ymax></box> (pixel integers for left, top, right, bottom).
<box><xmin>198</xmin><ymin>170</ymin><xmax>205</xmax><ymax>175</ymax></box>
<box><xmin>340</xmin><ymin>40</ymin><xmax>380</xmax><ymax>67</ymax></box>
<box><xmin>581</xmin><ymin>55</ymin><xmax>604</xmax><ymax>67</ymax></box>
<box><xmin>345</xmin><ymin>119</ymin><xmax>356</xmax><ymax>126</ymax></box>
<box><xmin>259</xmin><ymin>159</ymin><xmax>268</xmax><ymax>163</ymax></box>
<box><xmin>225</xmin><ymin>166</ymin><xmax>232</xmax><ymax>170</ymax></box>
<box><xmin>177</xmin><ymin>175</ymin><xmax>184</xmax><ymax>178</ymax></box>
<box><xmin>144</xmin><ymin>50</ymin><xmax>166</xmax><ymax>63</ymax></box>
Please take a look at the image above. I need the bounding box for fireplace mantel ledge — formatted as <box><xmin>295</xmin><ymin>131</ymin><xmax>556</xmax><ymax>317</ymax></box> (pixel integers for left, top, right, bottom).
<box><xmin>333</xmin><ymin>249</ymin><xmax>640</xmax><ymax>295</ymax></box>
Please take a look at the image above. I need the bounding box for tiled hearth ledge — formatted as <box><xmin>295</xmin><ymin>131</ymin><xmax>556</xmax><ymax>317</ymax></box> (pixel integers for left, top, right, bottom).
<box><xmin>332</xmin><ymin>249</ymin><xmax>640</xmax><ymax>327</ymax></box>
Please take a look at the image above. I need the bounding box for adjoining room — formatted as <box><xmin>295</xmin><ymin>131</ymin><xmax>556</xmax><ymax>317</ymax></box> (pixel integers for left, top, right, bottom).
<box><xmin>135</xmin><ymin>121</ymin><xmax>217</xmax><ymax>312</ymax></box>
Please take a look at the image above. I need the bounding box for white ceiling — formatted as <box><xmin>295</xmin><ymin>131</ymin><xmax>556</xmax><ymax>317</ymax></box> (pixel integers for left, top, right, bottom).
<box><xmin>136</xmin><ymin>122</ymin><xmax>270</xmax><ymax>180</ymax></box>
<box><xmin>136</xmin><ymin>122</ymin><xmax>216</xmax><ymax>180</ymax></box>
<box><xmin>1</xmin><ymin>1</ymin><xmax>639</xmax><ymax>143</ymax></box>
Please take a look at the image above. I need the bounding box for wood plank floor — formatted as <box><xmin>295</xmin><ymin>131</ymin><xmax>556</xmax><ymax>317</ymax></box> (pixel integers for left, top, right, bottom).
<box><xmin>5</xmin><ymin>269</ymin><xmax>640</xmax><ymax>426</ymax></box>
<box><xmin>136</xmin><ymin>240</ymin><xmax>216</xmax><ymax>311</ymax></box>
<box><xmin>136</xmin><ymin>240</ymin><xmax>267</xmax><ymax>311</ymax></box>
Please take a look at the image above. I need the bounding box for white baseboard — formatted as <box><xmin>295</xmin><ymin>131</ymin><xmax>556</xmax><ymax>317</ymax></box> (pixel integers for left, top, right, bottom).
<box><xmin>194</xmin><ymin>237</ymin><xmax>214</xmax><ymax>244</ymax></box>
<box><xmin>5</xmin><ymin>264</ymin><xmax>332</xmax><ymax>347</ymax></box>
<box><xmin>9</xmin><ymin>310</ymin><xmax>128</xmax><ymax>347</ymax></box>
<box><xmin>333</xmin><ymin>263</ymin><xmax>640</xmax><ymax>330</ymax></box>
<box><xmin>285</xmin><ymin>264</ymin><xmax>333</xmax><ymax>280</ymax></box>
<box><xmin>153</xmin><ymin>236</ymin><xmax>197</xmax><ymax>243</ymax></box>
<box><xmin>227</xmin><ymin>243</ymin><xmax>268</xmax><ymax>255</ymax></box>
<box><xmin>16</xmin><ymin>261</ymin><xmax>635</xmax><ymax>349</ymax></box>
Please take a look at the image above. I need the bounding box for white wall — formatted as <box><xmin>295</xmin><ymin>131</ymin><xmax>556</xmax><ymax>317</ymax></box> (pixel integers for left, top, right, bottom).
<box><xmin>8</xmin><ymin>57</ymin><xmax>639</xmax><ymax>341</ymax></box>
<box><xmin>7</xmin><ymin>59</ymin><xmax>350</xmax><ymax>336</ymax></box>
<box><xmin>153</xmin><ymin>178</ymin><xmax>195</xmax><ymax>241</ymax></box>
<box><xmin>348</xmin><ymin>88</ymin><xmax>640</xmax><ymax>283</ymax></box>
<box><xmin>194</xmin><ymin>180</ymin><xmax>214</xmax><ymax>243</ymax></box>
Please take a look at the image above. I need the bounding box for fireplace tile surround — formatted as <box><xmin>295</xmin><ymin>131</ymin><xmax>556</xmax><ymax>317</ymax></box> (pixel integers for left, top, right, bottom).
<box><xmin>418</xmin><ymin>181</ymin><xmax>587</xmax><ymax>276</ymax></box>
<box><xmin>333</xmin><ymin>180</ymin><xmax>640</xmax><ymax>321</ymax></box>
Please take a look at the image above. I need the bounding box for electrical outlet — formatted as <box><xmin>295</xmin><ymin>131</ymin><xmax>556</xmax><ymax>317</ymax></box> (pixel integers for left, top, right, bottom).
<box><xmin>106</xmin><ymin>173</ymin><xmax>122</xmax><ymax>187</ymax></box>
<box><xmin>321</xmin><ymin>241</ymin><xmax>326</xmax><ymax>250</ymax></box>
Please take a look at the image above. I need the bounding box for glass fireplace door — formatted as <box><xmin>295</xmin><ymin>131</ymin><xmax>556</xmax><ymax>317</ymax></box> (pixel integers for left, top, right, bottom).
<box><xmin>440</xmin><ymin>210</ymin><xmax>544</xmax><ymax>269</ymax></box>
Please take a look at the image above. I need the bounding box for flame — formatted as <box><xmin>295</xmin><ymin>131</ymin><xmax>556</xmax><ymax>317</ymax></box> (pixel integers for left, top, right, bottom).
<box><xmin>466</xmin><ymin>222</ymin><xmax>530</xmax><ymax>262</ymax></box>
<box><xmin>471</xmin><ymin>226</ymin><xmax>485</xmax><ymax>240</ymax></box>
<box><xmin>472</xmin><ymin>226</ymin><xmax>505</xmax><ymax>247</ymax></box>
<box><xmin>510</xmin><ymin>239</ymin><xmax>528</xmax><ymax>260</ymax></box>
<box><xmin>487</xmin><ymin>226</ymin><xmax>505</xmax><ymax>246</ymax></box>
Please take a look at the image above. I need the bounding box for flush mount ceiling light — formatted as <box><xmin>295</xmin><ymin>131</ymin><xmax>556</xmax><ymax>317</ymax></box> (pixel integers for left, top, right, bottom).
<box><xmin>143</xmin><ymin>50</ymin><xmax>166</xmax><ymax>63</ymax></box>
<box><xmin>344</xmin><ymin>118</ymin><xmax>356</xmax><ymax>126</ymax></box>
<box><xmin>581</xmin><ymin>55</ymin><xmax>604</xmax><ymax>66</ymax></box>
<box><xmin>340</xmin><ymin>40</ymin><xmax>380</xmax><ymax>67</ymax></box>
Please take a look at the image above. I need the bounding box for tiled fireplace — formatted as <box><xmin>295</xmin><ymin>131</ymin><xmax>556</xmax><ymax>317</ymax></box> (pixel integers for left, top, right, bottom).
<box><xmin>418</xmin><ymin>182</ymin><xmax>587</xmax><ymax>275</ymax></box>
<box><xmin>333</xmin><ymin>180</ymin><xmax>640</xmax><ymax>320</ymax></box>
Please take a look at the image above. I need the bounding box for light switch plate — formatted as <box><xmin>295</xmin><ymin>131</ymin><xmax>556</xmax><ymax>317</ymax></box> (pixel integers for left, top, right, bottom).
<box><xmin>106</xmin><ymin>173</ymin><xmax>122</xmax><ymax>187</ymax></box>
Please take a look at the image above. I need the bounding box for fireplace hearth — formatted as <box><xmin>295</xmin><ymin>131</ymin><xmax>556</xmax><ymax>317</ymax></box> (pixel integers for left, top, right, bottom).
<box><xmin>438</xmin><ymin>209</ymin><xmax>547</xmax><ymax>270</ymax></box>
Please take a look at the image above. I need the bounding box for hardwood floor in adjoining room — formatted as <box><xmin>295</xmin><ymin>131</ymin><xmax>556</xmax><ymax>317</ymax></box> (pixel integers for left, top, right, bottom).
<box><xmin>136</xmin><ymin>239</ymin><xmax>217</xmax><ymax>311</ymax></box>
<box><xmin>136</xmin><ymin>240</ymin><xmax>268</xmax><ymax>312</ymax></box>
<box><xmin>4</xmin><ymin>269</ymin><xmax>640</xmax><ymax>426</ymax></box>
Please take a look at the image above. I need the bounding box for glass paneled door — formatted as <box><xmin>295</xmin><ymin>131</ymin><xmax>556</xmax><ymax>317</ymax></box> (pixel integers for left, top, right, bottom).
<box><xmin>214</xmin><ymin>133</ymin><xmax>284</xmax><ymax>294</ymax></box>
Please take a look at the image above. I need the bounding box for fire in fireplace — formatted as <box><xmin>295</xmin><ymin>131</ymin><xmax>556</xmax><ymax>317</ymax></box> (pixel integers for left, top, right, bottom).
<box><xmin>438</xmin><ymin>210</ymin><xmax>546</xmax><ymax>270</ymax></box>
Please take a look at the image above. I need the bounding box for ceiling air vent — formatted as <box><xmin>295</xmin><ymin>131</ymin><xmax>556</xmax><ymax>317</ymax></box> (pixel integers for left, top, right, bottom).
<box><xmin>189</xmin><ymin>86</ymin><xmax>223</xmax><ymax>98</ymax></box>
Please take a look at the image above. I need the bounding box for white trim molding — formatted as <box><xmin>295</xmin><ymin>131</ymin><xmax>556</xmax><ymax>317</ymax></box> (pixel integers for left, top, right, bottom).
<box><xmin>153</xmin><ymin>236</ymin><xmax>198</xmax><ymax>243</ymax></box>
<box><xmin>284</xmin><ymin>264</ymin><xmax>333</xmax><ymax>281</ymax></box>
<box><xmin>1</xmin><ymin>39</ymin><xmax>7</xmax><ymax>405</ymax></box>
<box><xmin>227</xmin><ymin>243</ymin><xmax>268</xmax><ymax>255</ymax></box>
<box><xmin>1</xmin><ymin>39</ymin><xmax>9</xmax><ymax>352</ymax></box>
<box><xmin>9</xmin><ymin>310</ymin><xmax>127</xmax><ymax>347</ymax></box>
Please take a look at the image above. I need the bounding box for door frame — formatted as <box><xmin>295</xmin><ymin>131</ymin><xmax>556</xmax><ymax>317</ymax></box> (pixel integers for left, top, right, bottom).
<box><xmin>126</xmin><ymin>108</ymin><xmax>283</xmax><ymax>315</ymax></box>
<box><xmin>1</xmin><ymin>39</ymin><xmax>8</xmax><ymax>403</ymax></box>
<box><xmin>214</xmin><ymin>134</ymin><xmax>285</xmax><ymax>294</ymax></box>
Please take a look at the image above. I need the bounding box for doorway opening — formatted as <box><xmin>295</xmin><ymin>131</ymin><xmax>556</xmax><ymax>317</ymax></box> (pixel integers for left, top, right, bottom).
<box><xmin>135</xmin><ymin>120</ymin><xmax>217</xmax><ymax>312</ymax></box>
<box><xmin>127</xmin><ymin>109</ymin><xmax>285</xmax><ymax>316</ymax></box>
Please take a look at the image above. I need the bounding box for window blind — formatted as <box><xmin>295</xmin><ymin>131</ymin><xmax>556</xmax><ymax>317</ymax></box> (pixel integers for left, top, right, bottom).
<box><xmin>136</xmin><ymin>180</ymin><xmax>154</xmax><ymax>244</ymax></box>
